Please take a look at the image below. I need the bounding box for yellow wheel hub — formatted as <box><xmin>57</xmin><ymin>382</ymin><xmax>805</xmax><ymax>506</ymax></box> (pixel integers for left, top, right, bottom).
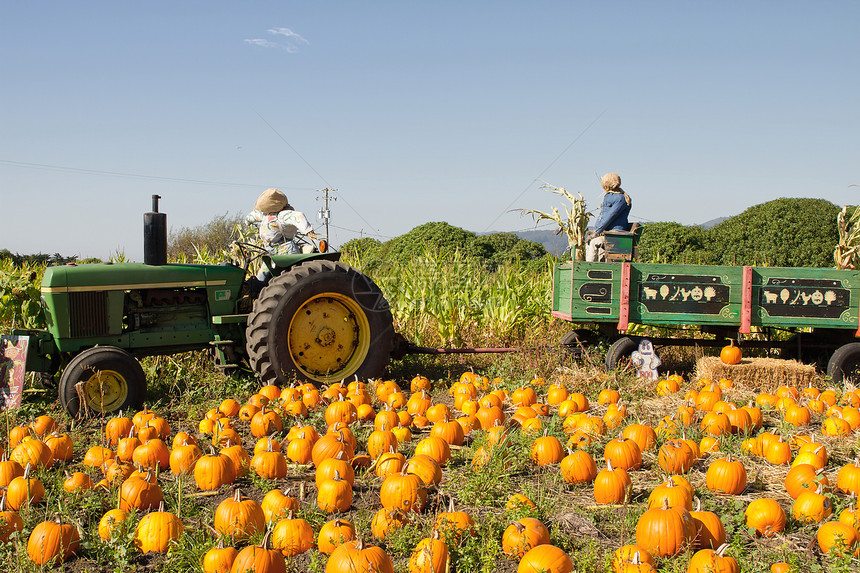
<box><xmin>82</xmin><ymin>369</ymin><xmax>128</xmax><ymax>413</ymax></box>
<box><xmin>287</xmin><ymin>292</ymin><xmax>371</xmax><ymax>382</ymax></box>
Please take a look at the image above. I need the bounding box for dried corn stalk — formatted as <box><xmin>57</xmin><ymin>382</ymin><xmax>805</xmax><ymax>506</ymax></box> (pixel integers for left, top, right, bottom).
<box><xmin>519</xmin><ymin>182</ymin><xmax>591</xmax><ymax>261</ymax></box>
<box><xmin>834</xmin><ymin>204</ymin><xmax>860</xmax><ymax>270</ymax></box>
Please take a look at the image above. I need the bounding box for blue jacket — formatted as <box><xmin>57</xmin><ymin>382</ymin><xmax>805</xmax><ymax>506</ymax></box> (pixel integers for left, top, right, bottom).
<box><xmin>593</xmin><ymin>191</ymin><xmax>631</xmax><ymax>234</ymax></box>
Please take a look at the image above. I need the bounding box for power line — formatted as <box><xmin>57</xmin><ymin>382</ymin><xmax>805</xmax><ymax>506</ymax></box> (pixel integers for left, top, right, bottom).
<box><xmin>0</xmin><ymin>159</ymin><xmax>312</xmax><ymax>190</ymax></box>
<box><xmin>329</xmin><ymin>224</ymin><xmax>395</xmax><ymax>240</ymax></box>
<box><xmin>254</xmin><ymin>111</ymin><xmax>381</xmax><ymax>235</ymax></box>
<box><xmin>482</xmin><ymin>109</ymin><xmax>607</xmax><ymax>232</ymax></box>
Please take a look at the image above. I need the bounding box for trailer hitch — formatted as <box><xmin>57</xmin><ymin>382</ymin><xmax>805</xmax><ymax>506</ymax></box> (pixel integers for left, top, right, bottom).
<box><xmin>390</xmin><ymin>333</ymin><xmax>518</xmax><ymax>359</ymax></box>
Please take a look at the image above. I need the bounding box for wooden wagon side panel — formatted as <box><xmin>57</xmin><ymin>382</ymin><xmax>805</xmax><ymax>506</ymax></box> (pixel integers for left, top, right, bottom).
<box><xmin>551</xmin><ymin>262</ymin><xmax>621</xmax><ymax>322</ymax></box>
<box><xmin>751</xmin><ymin>267</ymin><xmax>860</xmax><ymax>331</ymax></box>
<box><xmin>627</xmin><ymin>264</ymin><xmax>745</xmax><ymax>326</ymax></box>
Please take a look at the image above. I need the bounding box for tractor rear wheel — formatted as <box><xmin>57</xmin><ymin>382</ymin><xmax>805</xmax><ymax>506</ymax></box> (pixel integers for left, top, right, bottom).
<box><xmin>59</xmin><ymin>347</ymin><xmax>147</xmax><ymax>417</ymax></box>
<box><xmin>246</xmin><ymin>260</ymin><xmax>395</xmax><ymax>386</ymax></box>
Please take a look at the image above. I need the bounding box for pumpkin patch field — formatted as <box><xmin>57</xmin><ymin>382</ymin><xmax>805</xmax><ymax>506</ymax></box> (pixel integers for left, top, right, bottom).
<box><xmin>0</xmin><ymin>344</ymin><xmax>859</xmax><ymax>573</ymax></box>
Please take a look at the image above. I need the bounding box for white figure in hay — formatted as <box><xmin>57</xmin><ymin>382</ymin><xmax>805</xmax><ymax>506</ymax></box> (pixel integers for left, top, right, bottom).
<box><xmin>630</xmin><ymin>339</ymin><xmax>661</xmax><ymax>380</ymax></box>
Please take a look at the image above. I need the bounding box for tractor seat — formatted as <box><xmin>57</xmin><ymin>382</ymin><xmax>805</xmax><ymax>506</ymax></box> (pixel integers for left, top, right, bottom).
<box><xmin>603</xmin><ymin>222</ymin><xmax>642</xmax><ymax>262</ymax></box>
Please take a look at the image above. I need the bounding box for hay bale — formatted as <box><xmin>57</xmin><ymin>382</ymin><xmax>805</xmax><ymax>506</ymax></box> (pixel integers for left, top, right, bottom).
<box><xmin>694</xmin><ymin>356</ymin><xmax>818</xmax><ymax>392</ymax></box>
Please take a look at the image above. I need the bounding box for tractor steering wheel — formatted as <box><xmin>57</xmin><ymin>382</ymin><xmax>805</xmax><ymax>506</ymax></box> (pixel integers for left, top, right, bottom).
<box><xmin>232</xmin><ymin>241</ymin><xmax>269</xmax><ymax>276</ymax></box>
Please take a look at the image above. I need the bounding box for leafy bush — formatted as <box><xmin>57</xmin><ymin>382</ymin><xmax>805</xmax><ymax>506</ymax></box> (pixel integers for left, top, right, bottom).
<box><xmin>341</xmin><ymin>222</ymin><xmax>549</xmax><ymax>273</ymax></box>
<box><xmin>0</xmin><ymin>258</ymin><xmax>46</xmax><ymax>331</ymax></box>
<box><xmin>707</xmin><ymin>198</ymin><xmax>839</xmax><ymax>267</ymax></box>
<box><xmin>638</xmin><ymin>198</ymin><xmax>841</xmax><ymax>268</ymax></box>
<box><xmin>167</xmin><ymin>211</ymin><xmax>244</xmax><ymax>262</ymax></box>
<box><xmin>638</xmin><ymin>222</ymin><xmax>712</xmax><ymax>264</ymax></box>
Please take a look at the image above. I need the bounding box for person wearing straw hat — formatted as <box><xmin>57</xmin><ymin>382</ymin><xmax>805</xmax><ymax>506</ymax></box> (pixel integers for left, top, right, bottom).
<box><xmin>585</xmin><ymin>173</ymin><xmax>632</xmax><ymax>262</ymax></box>
<box><xmin>245</xmin><ymin>188</ymin><xmax>318</xmax><ymax>256</ymax></box>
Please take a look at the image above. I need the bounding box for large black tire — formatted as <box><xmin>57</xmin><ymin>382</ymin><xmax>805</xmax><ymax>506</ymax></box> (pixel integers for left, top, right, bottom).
<box><xmin>59</xmin><ymin>347</ymin><xmax>147</xmax><ymax>417</ymax></box>
<box><xmin>246</xmin><ymin>260</ymin><xmax>395</xmax><ymax>386</ymax></box>
<box><xmin>826</xmin><ymin>343</ymin><xmax>860</xmax><ymax>385</ymax></box>
<box><xmin>605</xmin><ymin>336</ymin><xmax>639</xmax><ymax>371</ymax></box>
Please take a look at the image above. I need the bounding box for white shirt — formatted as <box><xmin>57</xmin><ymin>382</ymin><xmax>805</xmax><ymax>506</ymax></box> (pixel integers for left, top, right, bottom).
<box><xmin>245</xmin><ymin>209</ymin><xmax>314</xmax><ymax>254</ymax></box>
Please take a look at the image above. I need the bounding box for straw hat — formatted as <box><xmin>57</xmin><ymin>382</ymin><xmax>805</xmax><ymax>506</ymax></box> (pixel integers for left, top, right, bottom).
<box><xmin>254</xmin><ymin>188</ymin><xmax>289</xmax><ymax>213</ymax></box>
<box><xmin>601</xmin><ymin>173</ymin><xmax>622</xmax><ymax>192</ymax></box>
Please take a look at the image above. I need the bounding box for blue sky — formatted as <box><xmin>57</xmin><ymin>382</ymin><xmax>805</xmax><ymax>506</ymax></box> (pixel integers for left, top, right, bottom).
<box><xmin>2</xmin><ymin>1</ymin><xmax>858</xmax><ymax>261</ymax></box>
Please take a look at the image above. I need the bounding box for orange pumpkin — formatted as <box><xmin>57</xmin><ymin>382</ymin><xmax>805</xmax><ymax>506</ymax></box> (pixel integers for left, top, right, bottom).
<box><xmin>719</xmin><ymin>340</ymin><xmax>742</xmax><ymax>365</ymax></box>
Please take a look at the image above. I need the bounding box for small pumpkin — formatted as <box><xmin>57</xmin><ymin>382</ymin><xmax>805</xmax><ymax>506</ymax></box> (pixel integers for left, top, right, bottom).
<box><xmin>719</xmin><ymin>340</ymin><xmax>742</xmax><ymax>365</ymax></box>
<box><xmin>791</xmin><ymin>487</ymin><xmax>832</xmax><ymax>524</ymax></box>
<box><xmin>0</xmin><ymin>493</ymin><xmax>24</xmax><ymax>543</ymax></box>
<box><xmin>380</xmin><ymin>468</ymin><xmax>427</xmax><ymax>513</ymax></box>
<box><xmin>98</xmin><ymin>508</ymin><xmax>130</xmax><ymax>541</ymax></box>
<box><xmin>261</xmin><ymin>488</ymin><xmax>300</xmax><ymax>524</ymax></box>
<box><xmin>593</xmin><ymin>460</ymin><xmax>631</xmax><ymax>505</ymax></box>
<box><xmin>318</xmin><ymin>519</ymin><xmax>356</xmax><ymax>555</ymax></box>
<box><xmin>7</xmin><ymin>463</ymin><xmax>44</xmax><ymax>510</ymax></box>
<box><xmin>317</xmin><ymin>470</ymin><xmax>353</xmax><ymax>513</ymax></box>
<box><xmin>203</xmin><ymin>539</ymin><xmax>238</xmax><ymax>573</ymax></box>
<box><xmin>635</xmin><ymin>499</ymin><xmax>695</xmax><ymax>557</ymax></box>
<box><xmin>687</xmin><ymin>544</ymin><xmax>739</xmax><ymax>573</ymax></box>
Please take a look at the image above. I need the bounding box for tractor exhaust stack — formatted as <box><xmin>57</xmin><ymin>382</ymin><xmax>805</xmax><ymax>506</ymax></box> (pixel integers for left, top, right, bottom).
<box><xmin>143</xmin><ymin>194</ymin><xmax>167</xmax><ymax>265</ymax></box>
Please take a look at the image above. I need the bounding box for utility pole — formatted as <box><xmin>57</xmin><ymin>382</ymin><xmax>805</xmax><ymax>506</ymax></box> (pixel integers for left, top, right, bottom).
<box><xmin>316</xmin><ymin>188</ymin><xmax>336</xmax><ymax>242</ymax></box>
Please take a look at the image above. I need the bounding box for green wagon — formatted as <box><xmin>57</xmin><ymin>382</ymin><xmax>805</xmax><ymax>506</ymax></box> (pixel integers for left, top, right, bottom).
<box><xmin>552</xmin><ymin>261</ymin><xmax>860</xmax><ymax>383</ymax></box>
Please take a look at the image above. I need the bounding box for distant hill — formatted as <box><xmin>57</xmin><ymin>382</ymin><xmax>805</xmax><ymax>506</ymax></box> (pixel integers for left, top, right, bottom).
<box><xmin>511</xmin><ymin>229</ymin><xmax>569</xmax><ymax>257</ymax></box>
<box><xmin>510</xmin><ymin>215</ymin><xmax>732</xmax><ymax>256</ymax></box>
<box><xmin>700</xmin><ymin>217</ymin><xmax>729</xmax><ymax>229</ymax></box>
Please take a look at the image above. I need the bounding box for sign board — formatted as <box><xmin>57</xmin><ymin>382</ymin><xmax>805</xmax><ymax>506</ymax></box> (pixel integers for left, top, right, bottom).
<box><xmin>0</xmin><ymin>335</ymin><xmax>28</xmax><ymax>410</ymax></box>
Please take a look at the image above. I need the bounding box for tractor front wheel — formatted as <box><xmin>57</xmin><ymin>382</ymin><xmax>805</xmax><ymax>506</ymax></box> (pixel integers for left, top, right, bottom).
<box><xmin>246</xmin><ymin>260</ymin><xmax>395</xmax><ymax>386</ymax></box>
<box><xmin>59</xmin><ymin>347</ymin><xmax>147</xmax><ymax>417</ymax></box>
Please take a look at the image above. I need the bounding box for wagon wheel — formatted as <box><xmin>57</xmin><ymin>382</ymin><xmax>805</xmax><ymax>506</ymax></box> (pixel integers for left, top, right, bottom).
<box><xmin>59</xmin><ymin>347</ymin><xmax>147</xmax><ymax>417</ymax></box>
<box><xmin>826</xmin><ymin>343</ymin><xmax>860</xmax><ymax>385</ymax></box>
<box><xmin>246</xmin><ymin>260</ymin><xmax>395</xmax><ymax>385</ymax></box>
<box><xmin>560</xmin><ymin>329</ymin><xmax>599</xmax><ymax>350</ymax></box>
<box><xmin>605</xmin><ymin>337</ymin><xmax>639</xmax><ymax>372</ymax></box>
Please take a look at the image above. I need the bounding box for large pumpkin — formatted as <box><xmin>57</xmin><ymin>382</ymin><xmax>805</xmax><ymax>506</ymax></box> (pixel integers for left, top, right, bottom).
<box><xmin>318</xmin><ymin>519</ymin><xmax>357</xmax><ymax>555</ymax></box>
<box><xmin>231</xmin><ymin>531</ymin><xmax>286</xmax><ymax>573</ymax></box>
<box><xmin>744</xmin><ymin>498</ymin><xmax>786</xmax><ymax>537</ymax></box>
<box><xmin>134</xmin><ymin>506</ymin><xmax>184</xmax><ymax>553</ymax></box>
<box><xmin>271</xmin><ymin>515</ymin><xmax>315</xmax><ymax>557</ymax></box>
<box><xmin>27</xmin><ymin>517</ymin><xmax>80</xmax><ymax>565</ymax></box>
<box><xmin>380</xmin><ymin>469</ymin><xmax>427</xmax><ymax>513</ymax></box>
<box><xmin>408</xmin><ymin>531</ymin><xmax>449</xmax><ymax>573</ymax></box>
<box><xmin>635</xmin><ymin>499</ymin><xmax>696</xmax><ymax>557</ymax></box>
<box><xmin>214</xmin><ymin>489</ymin><xmax>265</xmax><ymax>541</ymax></box>
<box><xmin>325</xmin><ymin>539</ymin><xmax>394</xmax><ymax>573</ymax></box>
<box><xmin>516</xmin><ymin>544</ymin><xmax>573</xmax><ymax>573</ymax></box>
<box><xmin>502</xmin><ymin>518</ymin><xmax>551</xmax><ymax>558</ymax></box>
<box><xmin>705</xmin><ymin>455</ymin><xmax>747</xmax><ymax>495</ymax></box>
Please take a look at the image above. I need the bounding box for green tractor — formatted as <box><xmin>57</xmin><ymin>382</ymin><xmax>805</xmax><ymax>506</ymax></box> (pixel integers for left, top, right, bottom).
<box><xmin>7</xmin><ymin>197</ymin><xmax>397</xmax><ymax>416</ymax></box>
